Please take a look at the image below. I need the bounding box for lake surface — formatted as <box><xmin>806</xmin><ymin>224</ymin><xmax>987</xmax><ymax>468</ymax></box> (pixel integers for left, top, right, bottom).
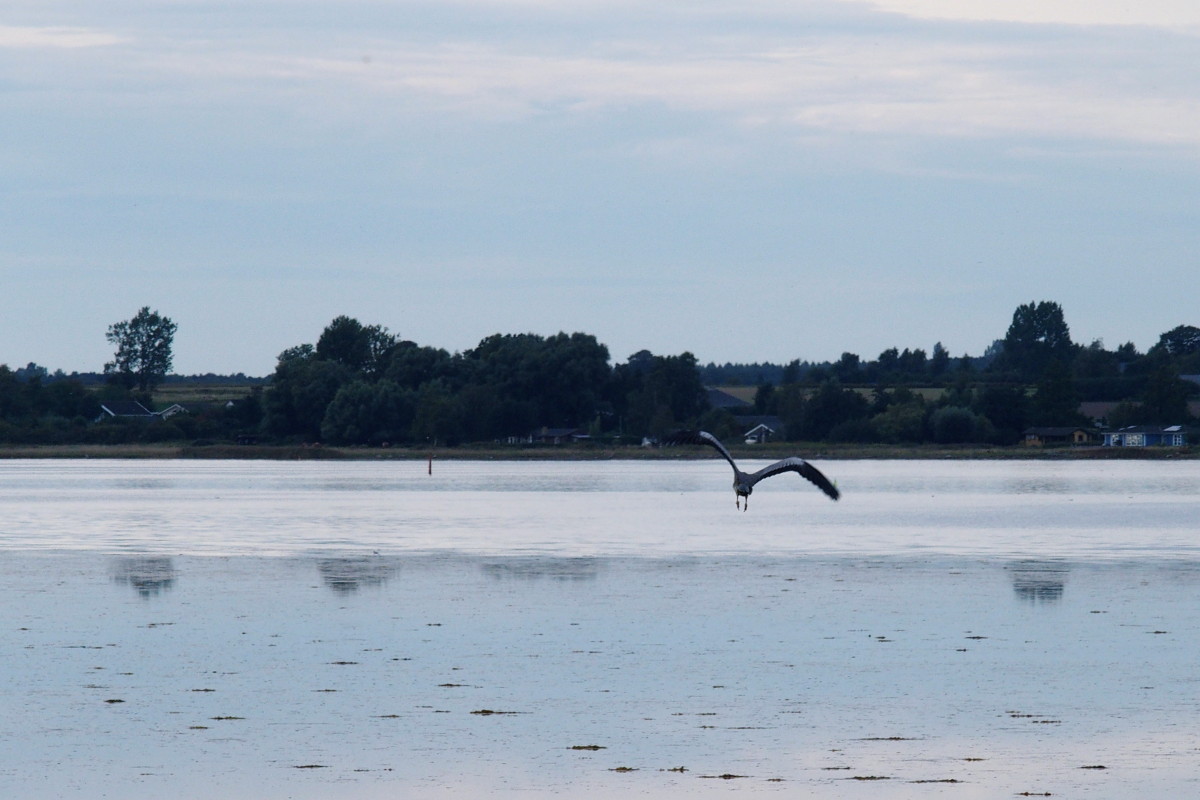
<box><xmin>1</xmin><ymin>458</ymin><xmax>1198</xmax><ymax>798</ymax></box>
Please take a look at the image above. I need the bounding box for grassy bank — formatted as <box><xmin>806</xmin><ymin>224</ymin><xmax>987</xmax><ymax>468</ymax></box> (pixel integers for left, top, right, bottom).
<box><xmin>0</xmin><ymin>442</ymin><xmax>1194</xmax><ymax>460</ymax></box>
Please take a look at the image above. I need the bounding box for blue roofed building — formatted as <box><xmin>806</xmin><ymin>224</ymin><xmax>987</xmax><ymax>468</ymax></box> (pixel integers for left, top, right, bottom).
<box><xmin>1101</xmin><ymin>425</ymin><xmax>1189</xmax><ymax>447</ymax></box>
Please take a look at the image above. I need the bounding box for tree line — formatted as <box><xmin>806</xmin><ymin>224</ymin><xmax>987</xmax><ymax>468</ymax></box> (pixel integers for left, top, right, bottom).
<box><xmin>0</xmin><ymin>301</ymin><xmax>1197</xmax><ymax>446</ymax></box>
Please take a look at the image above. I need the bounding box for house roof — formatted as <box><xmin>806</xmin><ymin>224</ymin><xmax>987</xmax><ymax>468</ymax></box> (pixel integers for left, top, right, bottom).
<box><xmin>100</xmin><ymin>401</ymin><xmax>154</xmax><ymax>417</ymax></box>
<box><xmin>706</xmin><ymin>387</ymin><xmax>752</xmax><ymax>409</ymax></box>
<box><xmin>1109</xmin><ymin>425</ymin><xmax>1189</xmax><ymax>434</ymax></box>
<box><xmin>532</xmin><ymin>427</ymin><xmax>582</xmax><ymax>438</ymax></box>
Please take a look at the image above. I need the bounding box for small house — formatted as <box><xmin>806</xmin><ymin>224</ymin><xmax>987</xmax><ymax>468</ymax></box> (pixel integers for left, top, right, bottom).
<box><xmin>1102</xmin><ymin>425</ymin><xmax>1189</xmax><ymax>447</ymax></box>
<box><xmin>743</xmin><ymin>422</ymin><xmax>778</xmax><ymax>444</ymax></box>
<box><xmin>96</xmin><ymin>401</ymin><xmax>156</xmax><ymax>422</ymax></box>
<box><xmin>1022</xmin><ymin>427</ymin><xmax>1094</xmax><ymax>447</ymax></box>
<box><xmin>734</xmin><ymin>415</ymin><xmax>784</xmax><ymax>444</ymax></box>
<box><xmin>529</xmin><ymin>427</ymin><xmax>584</xmax><ymax>445</ymax></box>
<box><xmin>156</xmin><ymin>404</ymin><xmax>188</xmax><ymax>420</ymax></box>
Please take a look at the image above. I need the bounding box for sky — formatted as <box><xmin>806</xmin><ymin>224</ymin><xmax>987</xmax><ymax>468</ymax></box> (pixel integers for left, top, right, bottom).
<box><xmin>3</xmin><ymin>1</ymin><xmax>1198</xmax><ymax>376</ymax></box>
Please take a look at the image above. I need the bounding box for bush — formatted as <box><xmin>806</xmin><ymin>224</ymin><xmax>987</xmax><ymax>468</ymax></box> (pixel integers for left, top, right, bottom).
<box><xmin>931</xmin><ymin>406</ymin><xmax>977</xmax><ymax>443</ymax></box>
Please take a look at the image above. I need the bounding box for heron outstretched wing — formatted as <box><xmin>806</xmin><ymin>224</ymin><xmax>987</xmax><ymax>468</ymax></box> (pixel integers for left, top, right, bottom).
<box><xmin>747</xmin><ymin>457</ymin><xmax>840</xmax><ymax>501</ymax></box>
<box><xmin>662</xmin><ymin>430</ymin><xmax>739</xmax><ymax>474</ymax></box>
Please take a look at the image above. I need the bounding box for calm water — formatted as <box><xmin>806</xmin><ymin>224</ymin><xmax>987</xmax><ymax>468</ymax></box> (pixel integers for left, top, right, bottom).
<box><xmin>1</xmin><ymin>458</ymin><xmax>1198</xmax><ymax>798</ymax></box>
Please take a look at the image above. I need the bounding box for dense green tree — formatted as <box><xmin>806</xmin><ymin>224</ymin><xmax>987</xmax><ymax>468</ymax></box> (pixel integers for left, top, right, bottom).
<box><xmin>224</xmin><ymin>387</ymin><xmax>264</xmax><ymax>431</ymax></box>
<box><xmin>315</xmin><ymin>316</ymin><xmax>396</xmax><ymax>376</ymax></box>
<box><xmin>263</xmin><ymin>350</ymin><xmax>354</xmax><ymax>440</ymax></box>
<box><xmin>998</xmin><ymin>301</ymin><xmax>1074</xmax><ymax>379</ymax></box>
<box><xmin>0</xmin><ymin>366</ymin><xmax>29</xmax><ymax>421</ymax></box>
<box><xmin>775</xmin><ymin>383</ymin><xmax>807</xmax><ymax>436</ymax></box>
<box><xmin>383</xmin><ymin>342</ymin><xmax>458</xmax><ymax>390</ymax></box>
<box><xmin>1140</xmin><ymin>364</ymin><xmax>1194</xmax><ymax>422</ymax></box>
<box><xmin>411</xmin><ymin>380</ymin><xmax>463</xmax><ymax>446</ymax></box>
<box><xmin>104</xmin><ymin>307</ymin><xmax>178</xmax><ymax>392</ymax></box>
<box><xmin>321</xmin><ymin>380</ymin><xmax>415</xmax><ymax>444</ymax></box>
<box><xmin>754</xmin><ymin>382</ymin><xmax>775</xmax><ymax>413</ymax></box>
<box><xmin>1073</xmin><ymin>340</ymin><xmax>1121</xmax><ymax>380</ymax></box>
<box><xmin>827</xmin><ymin>417</ymin><xmax>877</xmax><ymax>443</ymax></box>
<box><xmin>973</xmin><ymin>384</ymin><xmax>1029</xmax><ymax>444</ymax></box>
<box><xmin>832</xmin><ymin>352</ymin><xmax>861</xmax><ymax>381</ymax></box>
<box><xmin>930</xmin><ymin>406</ymin><xmax>981</xmax><ymax>443</ymax></box>
<box><xmin>467</xmin><ymin>332</ymin><xmax>610</xmax><ymax>430</ymax></box>
<box><xmin>897</xmin><ymin>348</ymin><xmax>927</xmax><ymax>377</ymax></box>
<box><xmin>871</xmin><ymin>397</ymin><xmax>926</xmax><ymax>443</ymax></box>
<box><xmin>617</xmin><ymin>351</ymin><xmax>707</xmax><ymax>437</ymax></box>
<box><xmin>45</xmin><ymin>378</ymin><xmax>100</xmax><ymax>421</ymax></box>
<box><xmin>939</xmin><ymin>374</ymin><xmax>974</xmax><ymax>409</ymax></box>
<box><xmin>1106</xmin><ymin>400</ymin><xmax>1146</xmax><ymax>428</ymax></box>
<box><xmin>1031</xmin><ymin>360</ymin><xmax>1084</xmax><ymax>426</ymax></box>
<box><xmin>791</xmin><ymin>379</ymin><xmax>869</xmax><ymax>441</ymax></box>
<box><xmin>876</xmin><ymin>348</ymin><xmax>899</xmax><ymax>376</ymax></box>
<box><xmin>696</xmin><ymin>408</ymin><xmax>740</xmax><ymax>441</ymax></box>
<box><xmin>781</xmin><ymin>359</ymin><xmax>802</xmax><ymax>385</ymax></box>
<box><xmin>1152</xmin><ymin>325</ymin><xmax>1200</xmax><ymax>357</ymax></box>
<box><xmin>1115</xmin><ymin>341</ymin><xmax>1141</xmax><ymax>362</ymax></box>
<box><xmin>929</xmin><ymin>342</ymin><xmax>951</xmax><ymax>378</ymax></box>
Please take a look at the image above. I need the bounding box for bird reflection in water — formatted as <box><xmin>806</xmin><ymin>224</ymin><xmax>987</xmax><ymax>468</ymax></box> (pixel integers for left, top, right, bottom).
<box><xmin>111</xmin><ymin>556</ymin><xmax>177</xmax><ymax>598</ymax></box>
<box><xmin>317</xmin><ymin>556</ymin><xmax>396</xmax><ymax>594</ymax></box>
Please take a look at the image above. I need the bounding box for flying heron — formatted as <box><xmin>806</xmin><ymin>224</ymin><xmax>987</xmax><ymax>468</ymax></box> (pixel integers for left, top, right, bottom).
<box><xmin>663</xmin><ymin>430</ymin><xmax>840</xmax><ymax>510</ymax></box>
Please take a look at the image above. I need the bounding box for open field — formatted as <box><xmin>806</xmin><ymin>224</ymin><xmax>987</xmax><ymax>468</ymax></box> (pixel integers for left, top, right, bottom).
<box><xmin>152</xmin><ymin>383</ymin><xmax>259</xmax><ymax>406</ymax></box>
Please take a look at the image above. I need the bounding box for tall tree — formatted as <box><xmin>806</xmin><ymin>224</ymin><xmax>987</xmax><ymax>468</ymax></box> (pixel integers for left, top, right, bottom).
<box><xmin>1031</xmin><ymin>360</ymin><xmax>1084</xmax><ymax>426</ymax></box>
<box><xmin>929</xmin><ymin>342</ymin><xmax>951</xmax><ymax>378</ymax></box>
<box><xmin>1141</xmin><ymin>364</ymin><xmax>1193</xmax><ymax>422</ymax></box>
<box><xmin>999</xmin><ymin>301</ymin><xmax>1074</xmax><ymax>379</ymax></box>
<box><xmin>316</xmin><ymin>316</ymin><xmax>396</xmax><ymax>376</ymax></box>
<box><xmin>104</xmin><ymin>307</ymin><xmax>178</xmax><ymax>392</ymax></box>
<box><xmin>973</xmin><ymin>384</ymin><xmax>1030</xmax><ymax>444</ymax></box>
<box><xmin>1152</xmin><ymin>325</ymin><xmax>1200</xmax><ymax>357</ymax></box>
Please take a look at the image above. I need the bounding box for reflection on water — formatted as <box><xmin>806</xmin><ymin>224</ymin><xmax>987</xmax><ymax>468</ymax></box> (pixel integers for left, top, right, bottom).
<box><xmin>316</xmin><ymin>556</ymin><xmax>396</xmax><ymax>593</ymax></box>
<box><xmin>5</xmin><ymin>459</ymin><xmax>1200</xmax><ymax>800</ymax></box>
<box><xmin>5</xmin><ymin>552</ymin><xmax>1199</xmax><ymax>800</ymax></box>
<box><xmin>1008</xmin><ymin>559</ymin><xmax>1068</xmax><ymax>603</ymax></box>
<box><xmin>480</xmin><ymin>556</ymin><xmax>600</xmax><ymax>581</ymax></box>
<box><xmin>110</xmin><ymin>556</ymin><xmax>176</xmax><ymax>597</ymax></box>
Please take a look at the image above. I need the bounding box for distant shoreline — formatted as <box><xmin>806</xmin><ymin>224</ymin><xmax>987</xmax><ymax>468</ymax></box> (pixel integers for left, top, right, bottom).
<box><xmin>0</xmin><ymin>442</ymin><xmax>1194</xmax><ymax>461</ymax></box>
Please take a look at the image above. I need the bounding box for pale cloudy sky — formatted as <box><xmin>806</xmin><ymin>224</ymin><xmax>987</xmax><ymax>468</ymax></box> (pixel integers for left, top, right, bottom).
<box><xmin>3</xmin><ymin>1</ymin><xmax>1198</xmax><ymax>375</ymax></box>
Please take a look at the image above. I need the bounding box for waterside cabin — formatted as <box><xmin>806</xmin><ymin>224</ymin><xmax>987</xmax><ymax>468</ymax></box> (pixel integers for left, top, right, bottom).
<box><xmin>1022</xmin><ymin>427</ymin><xmax>1094</xmax><ymax>447</ymax></box>
<box><xmin>1101</xmin><ymin>425</ymin><xmax>1189</xmax><ymax>447</ymax></box>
